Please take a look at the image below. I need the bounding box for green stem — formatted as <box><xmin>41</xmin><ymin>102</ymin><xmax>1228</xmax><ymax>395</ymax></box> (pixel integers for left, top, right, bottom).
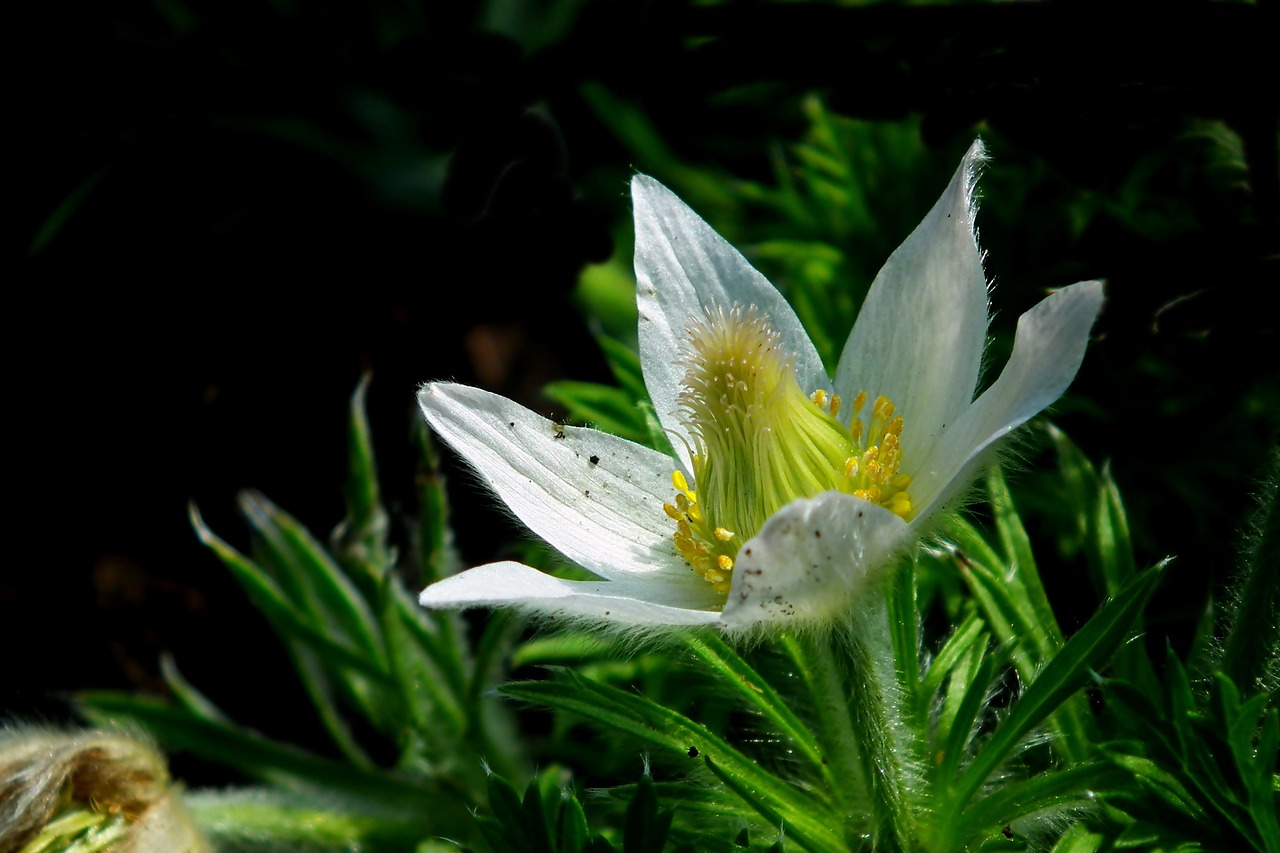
<box><xmin>786</xmin><ymin>632</ymin><xmax>867</xmax><ymax>822</ymax></box>
<box><xmin>786</xmin><ymin>606</ymin><xmax>915</xmax><ymax>851</ymax></box>
<box><xmin>843</xmin><ymin>613</ymin><xmax>912</xmax><ymax>851</ymax></box>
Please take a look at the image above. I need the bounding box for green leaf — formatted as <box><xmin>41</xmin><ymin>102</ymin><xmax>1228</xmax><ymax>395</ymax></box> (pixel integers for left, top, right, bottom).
<box><xmin>75</xmin><ymin>691</ymin><xmax>438</xmax><ymax>811</ymax></box>
<box><xmin>944</xmin><ymin>563</ymin><xmax>1165</xmax><ymax>815</ymax></box>
<box><xmin>543</xmin><ymin>380</ymin><xmax>649</xmax><ymax>443</ymax></box>
<box><xmin>379</xmin><ymin>576</ymin><xmax>469</xmax><ymax>756</ymax></box>
<box><xmin>680</xmin><ymin>633</ymin><xmax>830</xmax><ymax>785</ymax></box>
<box><xmin>189</xmin><ymin>504</ymin><xmax>388</xmax><ymax>683</ymax></box>
<box><xmin>987</xmin><ymin>467</ymin><xmax>1063</xmax><ymax>650</ymax></box>
<box><xmin>237</xmin><ymin>490</ymin><xmax>385</xmax><ymax>663</ymax></box>
<box><xmin>414</xmin><ymin>419</ymin><xmax>460</xmax><ymax>585</ymax></box>
<box><xmin>701</xmin><ymin>755</ymin><xmax>833</xmax><ymax>853</ymax></box>
<box><xmin>952</xmin><ymin>763</ymin><xmax>1130</xmax><ymax>847</ymax></box>
<box><xmin>623</xmin><ymin>773</ymin><xmax>672</xmax><ymax>853</ymax></box>
<box><xmin>500</xmin><ymin>670</ymin><xmax>843</xmax><ymax>852</ymax></box>
<box><xmin>1219</xmin><ymin>443</ymin><xmax>1280</xmax><ymax>695</ymax></box>
<box><xmin>333</xmin><ymin>374</ymin><xmax>393</xmax><ymax>588</ymax></box>
<box><xmin>185</xmin><ymin>787</ymin><xmax>438</xmax><ymax>851</ymax></box>
<box><xmin>936</xmin><ymin>641</ymin><xmax>998</xmax><ymax>786</ymax></box>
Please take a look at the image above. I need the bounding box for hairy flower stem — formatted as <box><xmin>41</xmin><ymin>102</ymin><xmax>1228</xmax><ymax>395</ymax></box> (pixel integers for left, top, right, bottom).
<box><xmin>788</xmin><ymin>614</ymin><xmax>913</xmax><ymax>851</ymax></box>
<box><xmin>787</xmin><ymin>632</ymin><xmax>868</xmax><ymax>831</ymax></box>
<box><xmin>843</xmin><ymin>607</ymin><xmax>913</xmax><ymax>851</ymax></box>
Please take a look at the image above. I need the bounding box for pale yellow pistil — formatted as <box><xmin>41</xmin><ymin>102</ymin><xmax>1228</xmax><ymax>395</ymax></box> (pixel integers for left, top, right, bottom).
<box><xmin>661</xmin><ymin>305</ymin><xmax>914</xmax><ymax>595</ymax></box>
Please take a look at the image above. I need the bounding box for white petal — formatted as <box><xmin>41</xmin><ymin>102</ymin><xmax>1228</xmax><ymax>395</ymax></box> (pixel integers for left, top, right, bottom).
<box><xmin>834</xmin><ymin>141</ymin><xmax>989</xmax><ymax>462</ymax></box>
<box><xmin>720</xmin><ymin>492</ymin><xmax>910</xmax><ymax>628</ymax></box>
<box><xmin>420</xmin><ymin>561</ymin><xmax>724</xmax><ymax>626</ymax></box>
<box><xmin>632</xmin><ymin>175</ymin><xmax>830</xmax><ymax>469</ymax></box>
<box><xmin>419</xmin><ymin>383</ymin><xmax>714</xmax><ymax>602</ymax></box>
<box><xmin>910</xmin><ymin>280</ymin><xmax>1105</xmax><ymax>515</ymax></box>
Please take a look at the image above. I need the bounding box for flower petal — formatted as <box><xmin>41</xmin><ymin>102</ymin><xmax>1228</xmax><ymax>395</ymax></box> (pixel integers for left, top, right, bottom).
<box><xmin>419</xmin><ymin>382</ymin><xmax>714</xmax><ymax>601</ymax></box>
<box><xmin>834</xmin><ymin>141</ymin><xmax>989</xmax><ymax>462</ymax></box>
<box><xmin>632</xmin><ymin>175</ymin><xmax>830</xmax><ymax>469</ymax></box>
<box><xmin>420</xmin><ymin>561</ymin><xmax>724</xmax><ymax>626</ymax></box>
<box><xmin>720</xmin><ymin>492</ymin><xmax>909</xmax><ymax>628</ymax></box>
<box><xmin>909</xmin><ymin>280</ymin><xmax>1105</xmax><ymax>516</ymax></box>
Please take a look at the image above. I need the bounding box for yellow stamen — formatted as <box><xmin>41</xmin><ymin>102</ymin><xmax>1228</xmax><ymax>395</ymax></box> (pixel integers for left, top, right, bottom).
<box><xmin>662</xmin><ymin>305</ymin><xmax>916</xmax><ymax>594</ymax></box>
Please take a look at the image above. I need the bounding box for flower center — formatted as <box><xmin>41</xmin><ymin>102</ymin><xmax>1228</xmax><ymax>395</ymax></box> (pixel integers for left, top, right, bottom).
<box><xmin>662</xmin><ymin>305</ymin><xmax>913</xmax><ymax>594</ymax></box>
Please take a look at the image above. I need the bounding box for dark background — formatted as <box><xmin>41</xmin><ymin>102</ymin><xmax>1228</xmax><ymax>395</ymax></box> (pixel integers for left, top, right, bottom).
<box><xmin>9</xmin><ymin>0</ymin><xmax>1277</xmax><ymax>761</ymax></box>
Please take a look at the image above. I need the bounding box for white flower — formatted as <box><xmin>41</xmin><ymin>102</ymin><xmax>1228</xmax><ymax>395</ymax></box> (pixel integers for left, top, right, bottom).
<box><xmin>418</xmin><ymin>141</ymin><xmax>1103</xmax><ymax>633</ymax></box>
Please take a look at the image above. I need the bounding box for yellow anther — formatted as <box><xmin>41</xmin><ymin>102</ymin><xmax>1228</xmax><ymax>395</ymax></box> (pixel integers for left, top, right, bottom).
<box><xmin>665</xmin><ymin>308</ymin><xmax>921</xmax><ymax>595</ymax></box>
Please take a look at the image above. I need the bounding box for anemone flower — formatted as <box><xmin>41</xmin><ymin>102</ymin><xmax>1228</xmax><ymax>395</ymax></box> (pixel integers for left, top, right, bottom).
<box><xmin>418</xmin><ymin>142</ymin><xmax>1103</xmax><ymax>634</ymax></box>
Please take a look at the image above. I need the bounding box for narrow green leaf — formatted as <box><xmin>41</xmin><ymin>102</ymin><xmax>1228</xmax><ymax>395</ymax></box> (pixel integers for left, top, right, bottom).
<box><xmin>522</xmin><ymin>777</ymin><xmax>555</xmax><ymax>853</ymax></box>
<box><xmin>988</xmin><ymin>467</ymin><xmax>1063</xmax><ymax>650</ymax></box>
<box><xmin>623</xmin><ymin>774</ymin><xmax>661</xmax><ymax>853</ymax></box>
<box><xmin>1094</xmin><ymin>464</ymin><xmax>1137</xmax><ymax>591</ymax></box>
<box><xmin>388</xmin><ymin>581</ymin><xmax>469</xmax><ymax>706</ymax></box>
<box><xmin>334</xmin><ymin>373</ymin><xmax>392</xmax><ymax>582</ymax></box>
<box><xmin>414</xmin><ymin>419</ymin><xmax>461</xmax><ymax>585</ymax></box>
<box><xmin>75</xmin><ymin>691</ymin><xmax>435</xmax><ymax>810</ymax></box>
<box><xmin>603</xmin><ymin>782</ymin><xmax>760</xmax><ymax>824</ymax></box>
<box><xmin>681</xmin><ymin>633</ymin><xmax>830</xmax><ymax>784</ymax></box>
<box><xmin>159</xmin><ymin>653</ymin><xmax>230</xmax><ymax>724</ymax></box>
<box><xmin>885</xmin><ymin>557</ymin><xmax>923</xmax><ymax>720</ymax></box>
<box><xmin>946</xmin><ymin>564</ymin><xmax>1165</xmax><ymax>813</ymax></box>
<box><xmin>486</xmin><ymin>773</ymin><xmax>531</xmax><ymax>853</ymax></box>
<box><xmin>701</xmin><ymin>756</ymin><xmax>834</xmax><ymax>853</ymax></box>
<box><xmin>238</xmin><ymin>490</ymin><xmax>385</xmax><ymax>663</ymax></box>
<box><xmin>937</xmin><ymin>644</ymin><xmax>997</xmax><ymax>785</ymax></box>
<box><xmin>1048</xmin><ymin>821</ymin><xmax>1107</xmax><ymax>853</ymax></box>
<box><xmin>380</xmin><ymin>576</ymin><xmax>469</xmax><ymax>750</ymax></box>
<box><xmin>544</xmin><ymin>380</ymin><xmax>648</xmax><ymax>443</ymax></box>
<box><xmin>1246</xmin><ymin>708</ymin><xmax>1280</xmax><ymax>852</ymax></box>
<box><xmin>501</xmin><ymin>671</ymin><xmax>842</xmax><ymax>851</ymax></box>
<box><xmin>559</xmin><ymin>792</ymin><xmax>591</xmax><ymax>853</ymax></box>
<box><xmin>185</xmin><ymin>787</ymin><xmax>439</xmax><ymax>850</ymax></box>
<box><xmin>1102</xmin><ymin>750</ymin><xmax>1206</xmax><ymax>821</ymax></box>
<box><xmin>596</xmin><ymin>335</ymin><xmax>647</xmax><ymax>405</ymax></box>
<box><xmin>952</xmin><ymin>763</ymin><xmax>1130</xmax><ymax>846</ymax></box>
<box><xmin>921</xmin><ymin>612</ymin><xmax>987</xmax><ymax>712</ymax></box>
<box><xmin>189</xmin><ymin>504</ymin><xmax>388</xmax><ymax>682</ymax></box>
<box><xmin>952</xmin><ymin>549</ymin><xmax>1040</xmax><ymax>681</ymax></box>
<box><xmin>1219</xmin><ymin>444</ymin><xmax>1280</xmax><ymax>694</ymax></box>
